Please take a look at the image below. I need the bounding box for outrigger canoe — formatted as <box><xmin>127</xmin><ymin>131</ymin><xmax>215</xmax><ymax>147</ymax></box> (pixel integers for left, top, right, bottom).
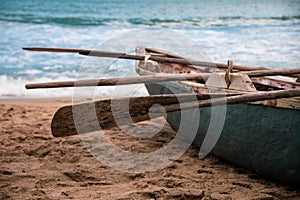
<box><xmin>23</xmin><ymin>46</ymin><xmax>300</xmax><ymax>185</ymax></box>
<box><xmin>135</xmin><ymin>47</ymin><xmax>300</xmax><ymax>185</ymax></box>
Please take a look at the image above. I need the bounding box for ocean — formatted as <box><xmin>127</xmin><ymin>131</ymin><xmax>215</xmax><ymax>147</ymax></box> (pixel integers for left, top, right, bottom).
<box><xmin>0</xmin><ymin>0</ymin><xmax>299</xmax><ymax>97</ymax></box>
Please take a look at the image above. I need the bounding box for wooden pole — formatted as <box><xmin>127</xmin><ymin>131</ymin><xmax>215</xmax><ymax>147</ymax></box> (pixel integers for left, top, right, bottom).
<box><xmin>242</xmin><ymin>68</ymin><xmax>300</xmax><ymax>77</ymax></box>
<box><xmin>160</xmin><ymin>89</ymin><xmax>300</xmax><ymax>113</ymax></box>
<box><xmin>23</xmin><ymin>47</ymin><xmax>300</xmax><ymax>80</ymax></box>
<box><xmin>25</xmin><ymin>74</ymin><xmax>209</xmax><ymax>89</ymax></box>
<box><xmin>25</xmin><ymin>68</ymin><xmax>300</xmax><ymax>89</ymax></box>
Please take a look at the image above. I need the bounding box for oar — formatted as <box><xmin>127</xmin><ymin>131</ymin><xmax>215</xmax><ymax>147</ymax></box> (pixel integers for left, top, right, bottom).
<box><xmin>25</xmin><ymin>68</ymin><xmax>300</xmax><ymax>89</ymax></box>
<box><xmin>23</xmin><ymin>47</ymin><xmax>266</xmax><ymax>71</ymax></box>
<box><xmin>51</xmin><ymin>92</ymin><xmax>237</xmax><ymax>137</ymax></box>
<box><xmin>51</xmin><ymin>89</ymin><xmax>300</xmax><ymax>137</ymax></box>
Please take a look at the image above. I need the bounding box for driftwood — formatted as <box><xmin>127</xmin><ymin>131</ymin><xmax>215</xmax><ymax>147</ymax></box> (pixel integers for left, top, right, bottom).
<box><xmin>51</xmin><ymin>89</ymin><xmax>300</xmax><ymax>137</ymax></box>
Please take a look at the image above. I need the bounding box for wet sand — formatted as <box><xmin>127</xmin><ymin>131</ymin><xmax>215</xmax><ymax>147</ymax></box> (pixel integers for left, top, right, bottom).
<box><xmin>0</xmin><ymin>98</ymin><xmax>299</xmax><ymax>199</ymax></box>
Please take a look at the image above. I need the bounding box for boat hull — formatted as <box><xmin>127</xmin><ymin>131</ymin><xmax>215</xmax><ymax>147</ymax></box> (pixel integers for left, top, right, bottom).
<box><xmin>145</xmin><ymin>82</ymin><xmax>300</xmax><ymax>186</ymax></box>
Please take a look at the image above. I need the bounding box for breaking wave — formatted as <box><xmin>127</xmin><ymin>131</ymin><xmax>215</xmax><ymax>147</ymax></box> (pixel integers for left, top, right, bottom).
<box><xmin>1</xmin><ymin>15</ymin><xmax>299</xmax><ymax>28</ymax></box>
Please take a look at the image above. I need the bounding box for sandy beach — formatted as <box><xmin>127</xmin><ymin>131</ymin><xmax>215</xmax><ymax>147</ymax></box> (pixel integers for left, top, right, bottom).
<box><xmin>0</xmin><ymin>98</ymin><xmax>299</xmax><ymax>199</ymax></box>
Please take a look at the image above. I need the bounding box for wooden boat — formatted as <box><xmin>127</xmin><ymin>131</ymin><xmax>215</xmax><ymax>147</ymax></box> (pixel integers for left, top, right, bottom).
<box><xmin>135</xmin><ymin>47</ymin><xmax>300</xmax><ymax>185</ymax></box>
<box><xmin>23</xmin><ymin>46</ymin><xmax>300</xmax><ymax>185</ymax></box>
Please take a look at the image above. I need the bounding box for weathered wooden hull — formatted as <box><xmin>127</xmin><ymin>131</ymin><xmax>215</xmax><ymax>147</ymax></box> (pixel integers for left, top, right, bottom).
<box><xmin>136</xmin><ymin>47</ymin><xmax>300</xmax><ymax>186</ymax></box>
<box><xmin>144</xmin><ymin>81</ymin><xmax>299</xmax><ymax>185</ymax></box>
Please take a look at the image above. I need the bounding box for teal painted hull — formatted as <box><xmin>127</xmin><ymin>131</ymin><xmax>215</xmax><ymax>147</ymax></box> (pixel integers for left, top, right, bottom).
<box><xmin>145</xmin><ymin>82</ymin><xmax>300</xmax><ymax>186</ymax></box>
